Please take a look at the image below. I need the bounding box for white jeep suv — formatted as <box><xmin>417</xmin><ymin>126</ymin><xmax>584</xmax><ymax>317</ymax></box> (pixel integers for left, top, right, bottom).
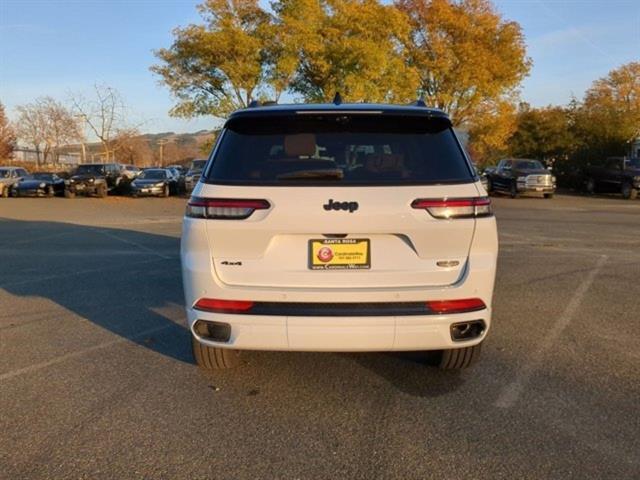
<box><xmin>181</xmin><ymin>102</ymin><xmax>498</xmax><ymax>370</ymax></box>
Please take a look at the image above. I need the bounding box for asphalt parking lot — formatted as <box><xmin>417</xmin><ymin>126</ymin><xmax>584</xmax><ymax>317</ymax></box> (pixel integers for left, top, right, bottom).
<box><xmin>1</xmin><ymin>194</ymin><xmax>639</xmax><ymax>479</ymax></box>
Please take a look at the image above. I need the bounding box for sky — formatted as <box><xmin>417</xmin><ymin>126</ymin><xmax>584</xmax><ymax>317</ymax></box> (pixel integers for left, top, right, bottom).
<box><xmin>1</xmin><ymin>0</ymin><xmax>638</xmax><ymax>135</ymax></box>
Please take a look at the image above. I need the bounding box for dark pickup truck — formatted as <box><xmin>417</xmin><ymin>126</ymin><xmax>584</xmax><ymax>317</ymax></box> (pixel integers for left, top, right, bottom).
<box><xmin>485</xmin><ymin>158</ymin><xmax>556</xmax><ymax>198</ymax></box>
<box><xmin>585</xmin><ymin>157</ymin><xmax>640</xmax><ymax>200</ymax></box>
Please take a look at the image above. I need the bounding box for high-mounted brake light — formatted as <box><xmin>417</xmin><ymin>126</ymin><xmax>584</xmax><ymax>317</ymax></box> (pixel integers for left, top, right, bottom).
<box><xmin>411</xmin><ymin>197</ymin><xmax>492</xmax><ymax>219</ymax></box>
<box><xmin>426</xmin><ymin>298</ymin><xmax>486</xmax><ymax>314</ymax></box>
<box><xmin>186</xmin><ymin>197</ymin><xmax>270</xmax><ymax>219</ymax></box>
<box><xmin>194</xmin><ymin>298</ymin><xmax>255</xmax><ymax>313</ymax></box>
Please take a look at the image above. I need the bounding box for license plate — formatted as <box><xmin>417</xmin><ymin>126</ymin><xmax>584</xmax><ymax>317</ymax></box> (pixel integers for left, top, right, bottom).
<box><xmin>308</xmin><ymin>238</ymin><xmax>370</xmax><ymax>270</ymax></box>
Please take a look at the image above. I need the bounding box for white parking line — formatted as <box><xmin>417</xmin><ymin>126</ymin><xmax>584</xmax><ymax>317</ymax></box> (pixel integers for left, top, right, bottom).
<box><xmin>494</xmin><ymin>254</ymin><xmax>608</xmax><ymax>409</ymax></box>
<box><xmin>0</xmin><ymin>324</ymin><xmax>176</xmax><ymax>382</ymax></box>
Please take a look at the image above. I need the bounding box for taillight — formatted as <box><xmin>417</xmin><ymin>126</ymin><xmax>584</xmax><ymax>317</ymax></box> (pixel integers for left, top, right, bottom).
<box><xmin>411</xmin><ymin>197</ymin><xmax>492</xmax><ymax>219</ymax></box>
<box><xmin>186</xmin><ymin>197</ymin><xmax>270</xmax><ymax>219</ymax></box>
<box><xmin>194</xmin><ymin>298</ymin><xmax>254</xmax><ymax>313</ymax></box>
<box><xmin>426</xmin><ymin>298</ymin><xmax>486</xmax><ymax>314</ymax></box>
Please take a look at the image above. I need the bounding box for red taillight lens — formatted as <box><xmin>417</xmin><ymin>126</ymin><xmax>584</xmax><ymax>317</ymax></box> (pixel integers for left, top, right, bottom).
<box><xmin>194</xmin><ymin>298</ymin><xmax>254</xmax><ymax>313</ymax></box>
<box><xmin>426</xmin><ymin>298</ymin><xmax>486</xmax><ymax>314</ymax></box>
<box><xmin>186</xmin><ymin>197</ymin><xmax>270</xmax><ymax>219</ymax></box>
<box><xmin>411</xmin><ymin>197</ymin><xmax>492</xmax><ymax>219</ymax></box>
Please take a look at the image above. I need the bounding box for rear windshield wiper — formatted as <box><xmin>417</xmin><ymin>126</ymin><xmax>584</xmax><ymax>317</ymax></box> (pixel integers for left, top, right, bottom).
<box><xmin>277</xmin><ymin>169</ymin><xmax>344</xmax><ymax>180</ymax></box>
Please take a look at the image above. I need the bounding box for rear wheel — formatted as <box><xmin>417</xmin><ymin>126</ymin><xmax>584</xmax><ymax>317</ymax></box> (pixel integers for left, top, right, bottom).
<box><xmin>191</xmin><ymin>335</ymin><xmax>241</xmax><ymax>370</ymax></box>
<box><xmin>438</xmin><ymin>343</ymin><xmax>482</xmax><ymax>370</ymax></box>
<box><xmin>621</xmin><ymin>182</ymin><xmax>637</xmax><ymax>200</ymax></box>
<box><xmin>509</xmin><ymin>182</ymin><xmax>518</xmax><ymax>198</ymax></box>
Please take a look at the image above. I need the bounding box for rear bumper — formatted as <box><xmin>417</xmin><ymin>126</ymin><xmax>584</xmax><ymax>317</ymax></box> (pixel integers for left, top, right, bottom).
<box><xmin>189</xmin><ymin>308</ymin><xmax>488</xmax><ymax>351</ymax></box>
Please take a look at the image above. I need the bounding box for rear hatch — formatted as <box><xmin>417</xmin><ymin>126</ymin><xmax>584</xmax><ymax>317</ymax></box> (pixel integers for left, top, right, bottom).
<box><xmin>193</xmin><ymin>109</ymin><xmax>484</xmax><ymax>289</ymax></box>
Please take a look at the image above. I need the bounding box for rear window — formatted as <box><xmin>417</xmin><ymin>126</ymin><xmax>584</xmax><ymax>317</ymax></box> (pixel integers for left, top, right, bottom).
<box><xmin>205</xmin><ymin>115</ymin><xmax>473</xmax><ymax>186</ymax></box>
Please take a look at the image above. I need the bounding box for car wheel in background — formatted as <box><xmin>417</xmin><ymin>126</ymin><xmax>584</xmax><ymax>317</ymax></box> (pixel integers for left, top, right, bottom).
<box><xmin>510</xmin><ymin>182</ymin><xmax>518</xmax><ymax>198</ymax></box>
<box><xmin>64</xmin><ymin>190</ymin><xmax>75</xmax><ymax>199</ymax></box>
<box><xmin>47</xmin><ymin>186</ymin><xmax>54</xmax><ymax>197</ymax></box>
<box><xmin>438</xmin><ymin>343</ymin><xmax>482</xmax><ymax>369</ymax></box>
<box><xmin>621</xmin><ymin>182</ymin><xmax>637</xmax><ymax>200</ymax></box>
<box><xmin>586</xmin><ymin>178</ymin><xmax>596</xmax><ymax>195</ymax></box>
<box><xmin>486</xmin><ymin>177</ymin><xmax>492</xmax><ymax>193</ymax></box>
<box><xmin>191</xmin><ymin>336</ymin><xmax>241</xmax><ymax>370</ymax></box>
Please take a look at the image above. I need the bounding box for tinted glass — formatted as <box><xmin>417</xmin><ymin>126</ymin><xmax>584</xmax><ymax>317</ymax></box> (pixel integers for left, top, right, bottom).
<box><xmin>76</xmin><ymin>165</ymin><xmax>105</xmax><ymax>175</ymax></box>
<box><xmin>205</xmin><ymin>115</ymin><xmax>472</xmax><ymax>186</ymax></box>
<box><xmin>139</xmin><ymin>170</ymin><xmax>166</xmax><ymax>179</ymax></box>
<box><xmin>513</xmin><ymin>160</ymin><xmax>544</xmax><ymax>170</ymax></box>
<box><xmin>191</xmin><ymin>160</ymin><xmax>206</xmax><ymax>171</ymax></box>
<box><xmin>33</xmin><ymin>173</ymin><xmax>53</xmax><ymax>180</ymax></box>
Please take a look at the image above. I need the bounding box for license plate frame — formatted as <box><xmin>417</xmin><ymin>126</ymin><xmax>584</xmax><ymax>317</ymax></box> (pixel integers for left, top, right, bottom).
<box><xmin>308</xmin><ymin>238</ymin><xmax>370</xmax><ymax>270</ymax></box>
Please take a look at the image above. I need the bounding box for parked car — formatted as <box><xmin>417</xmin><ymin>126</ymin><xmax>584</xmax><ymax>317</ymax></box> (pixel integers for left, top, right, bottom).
<box><xmin>182</xmin><ymin>100</ymin><xmax>497</xmax><ymax>371</ymax></box>
<box><xmin>485</xmin><ymin>158</ymin><xmax>556</xmax><ymax>198</ymax></box>
<box><xmin>11</xmin><ymin>172</ymin><xmax>65</xmax><ymax>197</ymax></box>
<box><xmin>64</xmin><ymin>163</ymin><xmax>124</xmax><ymax>198</ymax></box>
<box><xmin>130</xmin><ymin>168</ymin><xmax>177</xmax><ymax>197</ymax></box>
<box><xmin>0</xmin><ymin>166</ymin><xmax>29</xmax><ymax>197</ymax></box>
<box><xmin>585</xmin><ymin>157</ymin><xmax>640</xmax><ymax>200</ymax></box>
<box><xmin>184</xmin><ymin>159</ymin><xmax>207</xmax><ymax>192</ymax></box>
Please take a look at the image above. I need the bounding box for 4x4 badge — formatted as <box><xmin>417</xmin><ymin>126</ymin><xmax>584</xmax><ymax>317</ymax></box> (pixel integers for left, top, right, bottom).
<box><xmin>323</xmin><ymin>199</ymin><xmax>359</xmax><ymax>213</ymax></box>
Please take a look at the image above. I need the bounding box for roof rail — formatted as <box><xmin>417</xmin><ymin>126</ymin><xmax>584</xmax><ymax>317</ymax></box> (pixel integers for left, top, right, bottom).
<box><xmin>333</xmin><ymin>92</ymin><xmax>343</xmax><ymax>105</ymax></box>
<box><xmin>411</xmin><ymin>94</ymin><xmax>427</xmax><ymax>107</ymax></box>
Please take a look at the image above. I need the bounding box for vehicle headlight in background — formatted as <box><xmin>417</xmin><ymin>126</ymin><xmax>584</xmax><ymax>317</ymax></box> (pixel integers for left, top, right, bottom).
<box><xmin>89</xmin><ymin>178</ymin><xmax>94</xmax><ymax>183</ymax></box>
<box><xmin>155</xmin><ymin>182</ymin><xmax>165</xmax><ymax>187</ymax></box>
<box><xmin>39</xmin><ymin>183</ymin><xmax>46</xmax><ymax>188</ymax></box>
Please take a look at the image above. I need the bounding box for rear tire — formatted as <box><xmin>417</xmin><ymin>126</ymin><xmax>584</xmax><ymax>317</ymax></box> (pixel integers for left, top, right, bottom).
<box><xmin>621</xmin><ymin>182</ymin><xmax>637</xmax><ymax>200</ymax></box>
<box><xmin>509</xmin><ymin>182</ymin><xmax>518</xmax><ymax>198</ymax></box>
<box><xmin>191</xmin><ymin>335</ymin><xmax>241</xmax><ymax>370</ymax></box>
<box><xmin>438</xmin><ymin>343</ymin><xmax>482</xmax><ymax>370</ymax></box>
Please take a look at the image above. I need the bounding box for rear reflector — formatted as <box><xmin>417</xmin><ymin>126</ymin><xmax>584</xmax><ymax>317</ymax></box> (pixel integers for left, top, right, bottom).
<box><xmin>411</xmin><ymin>197</ymin><xmax>492</xmax><ymax>219</ymax></box>
<box><xmin>186</xmin><ymin>198</ymin><xmax>270</xmax><ymax>220</ymax></box>
<box><xmin>194</xmin><ymin>298</ymin><xmax>254</xmax><ymax>313</ymax></box>
<box><xmin>425</xmin><ymin>298</ymin><xmax>486</xmax><ymax>314</ymax></box>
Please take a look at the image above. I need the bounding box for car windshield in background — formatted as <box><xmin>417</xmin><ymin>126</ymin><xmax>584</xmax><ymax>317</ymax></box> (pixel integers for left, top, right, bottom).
<box><xmin>76</xmin><ymin>165</ymin><xmax>105</xmax><ymax>175</ymax></box>
<box><xmin>514</xmin><ymin>160</ymin><xmax>545</xmax><ymax>170</ymax></box>
<box><xmin>0</xmin><ymin>169</ymin><xmax>10</xmax><ymax>178</ymax></box>
<box><xmin>33</xmin><ymin>173</ymin><xmax>53</xmax><ymax>180</ymax></box>
<box><xmin>626</xmin><ymin>158</ymin><xmax>640</xmax><ymax>168</ymax></box>
<box><xmin>206</xmin><ymin>115</ymin><xmax>472</xmax><ymax>186</ymax></box>
<box><xmin>139</xmin><ymin>170</ymin><xmax>166</xmax><ymax>179</ymax></box>
<box><xmin>191</xmin><ymin>160</ymin><xmax>206</xmax><ymax>171</ymax></box>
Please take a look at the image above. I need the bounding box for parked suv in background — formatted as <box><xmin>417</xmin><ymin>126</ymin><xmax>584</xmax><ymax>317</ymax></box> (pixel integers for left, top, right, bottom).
<box><xmin>0</xmin><ymin>166</ymin><xmax>29</xmax><ymax>197</ymax></box>
<box><xmin>585</xmin><ymin>157</ymin><xmax>640</xmax><ymax>200</ymax></box>
<box><xmin>485</xmin><ymin>158</ymin><xmax>556</xmax><ymax>198</ymax></box>
<box><xmin>184</xmin><ymin>159</ymin><xmax>207</xmax><ymax>192</ymax></box>
<box><xmin>182</xmin><ymin>101</ymin><xmax>498</xmax><ymax>371</ymax></box>
<box><xmin>64</xmin><ymin>163</ymin><xmax>124</xmax><ymax>198</ymax></box>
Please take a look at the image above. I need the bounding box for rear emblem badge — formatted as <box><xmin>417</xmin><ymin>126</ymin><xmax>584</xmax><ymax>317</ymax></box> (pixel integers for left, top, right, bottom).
<box><xmin>323</xmin><ymin>199</ymin><xmax>359</xmax><ymax>213</ymax></box>
<box><xmin>317</xmin><ymin>247</ymin><xmax>334</xmax><ymax>263</ymax></box>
